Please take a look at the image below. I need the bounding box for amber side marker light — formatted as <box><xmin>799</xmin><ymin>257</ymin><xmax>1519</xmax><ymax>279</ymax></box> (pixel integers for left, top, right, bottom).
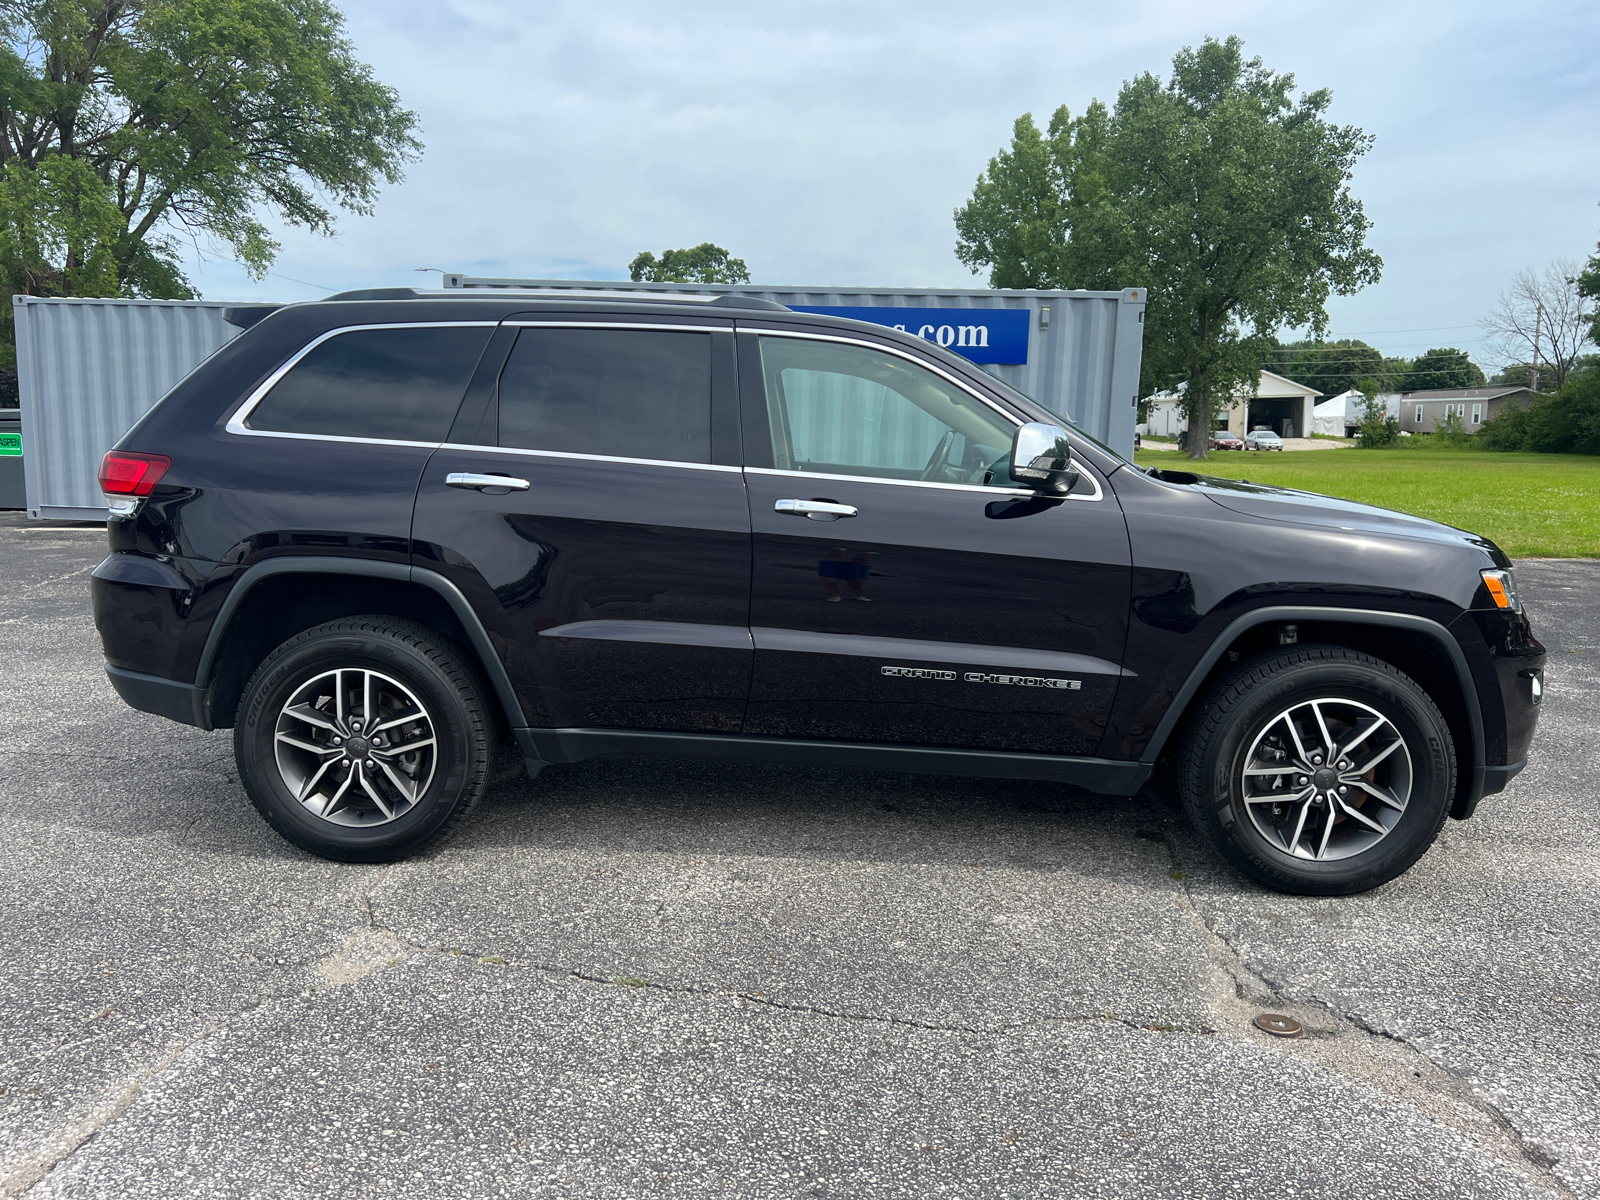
<box><xmin>1481</xmin><ymin>569</ymin><xmax>1518</xmax><ymax>611</ymax></box>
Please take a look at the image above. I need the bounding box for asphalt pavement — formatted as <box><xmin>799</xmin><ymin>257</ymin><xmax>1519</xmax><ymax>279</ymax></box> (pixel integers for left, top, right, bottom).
<box><xmin>0</xmin><ymin>510</ymin><xmax>1595</xmax><ymax>1199</ymax></box>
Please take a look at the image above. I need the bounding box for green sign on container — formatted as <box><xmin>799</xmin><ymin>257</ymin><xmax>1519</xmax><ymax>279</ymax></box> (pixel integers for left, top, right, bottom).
<box><xmin>0</xmin><ymin>432</ymin><xmax>20</xmax><ymax>456</ymax></box>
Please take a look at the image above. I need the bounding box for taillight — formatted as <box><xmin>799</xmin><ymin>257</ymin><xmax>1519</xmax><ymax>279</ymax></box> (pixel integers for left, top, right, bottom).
<box><xmin>98</xmin><ymin>451</ymin><xmax>171</xmax><ymax>496</ymax></box>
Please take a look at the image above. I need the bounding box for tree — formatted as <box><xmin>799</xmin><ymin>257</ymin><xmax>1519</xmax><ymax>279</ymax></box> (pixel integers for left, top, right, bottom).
<box><xmin>955</xmin><ymin>35</ymin><xmax>1381</xmax><ymax>459</ymax></box>
<box><xmin>0</xmin><ymin>0</ymin><xmax>419</xmax><ymax>359</ymax></box>
<box><xmin>1490</xmin><ymin>363</ymin><xmax>1534</xmax><ymax>388</ymax></box>
<box><xmin>1479</xmin><ymin>362</ymin><xmax>1600</xmax><ymax>455</ymax></box>
<box><xmin>629</xmin><ymin>243</ymin><xmax>749</xmax><ymax>284</ymax></box>
<box><xmin>1578</xmin><ymin>236</ymin><xmax>1600</xmax><ymax>347</ymax></box>
<box><xmin>1402</xmin><ymin>348</ymin><xmax>1485</xmax><ymax>392</ymax></box>
<box><xmin>1480</xmin><ymin>257</ymin><xmax>1594</xmax><ymax>391</ymax></box>
<box><xmin>1266</xmin><ymin>338</ymin><xmax>1388</xmax><ymax>399</ymax></box>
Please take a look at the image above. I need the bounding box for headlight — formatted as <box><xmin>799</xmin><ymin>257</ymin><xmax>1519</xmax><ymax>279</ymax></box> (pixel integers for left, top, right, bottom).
<box><xmin>1481</xmin><ymin>568</ymin><xmax>1520</xmax><ymax>612</ymax></box>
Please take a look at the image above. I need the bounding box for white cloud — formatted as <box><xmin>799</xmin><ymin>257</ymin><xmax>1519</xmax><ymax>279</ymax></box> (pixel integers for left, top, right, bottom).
<box><xmin>183</xmin><ymin>0</ymin><xmax>1600</xmax><ymax>369</ymax></box>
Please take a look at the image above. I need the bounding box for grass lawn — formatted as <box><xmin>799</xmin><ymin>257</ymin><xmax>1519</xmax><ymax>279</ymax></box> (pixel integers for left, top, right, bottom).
<box><xmin>1131</xmin><ymin>448</ymin><xmax>1600</xmax><ymax>558</ymax></box>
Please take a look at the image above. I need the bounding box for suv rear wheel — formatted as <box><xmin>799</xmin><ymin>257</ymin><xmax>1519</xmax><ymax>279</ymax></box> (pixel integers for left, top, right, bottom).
<box><xmin>1179</xmin><ymin>645</ymin><xmax>1455</xmax><ymax>895</ymax></box>
<box><xmin>233</xmin><ymin>617</ymin><xmax>492</xmax><ymax>862</ymax></box>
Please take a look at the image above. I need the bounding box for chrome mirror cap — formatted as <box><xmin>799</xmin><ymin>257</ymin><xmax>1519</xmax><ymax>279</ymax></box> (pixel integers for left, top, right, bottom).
<box><xmin>1010</xmin><ymin>422</ymin><xmax>1079</xmax><ymax>495</ymax></box>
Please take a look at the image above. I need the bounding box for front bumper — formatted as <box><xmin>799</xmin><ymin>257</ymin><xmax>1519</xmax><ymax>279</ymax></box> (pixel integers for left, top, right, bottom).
<box><xmin>1448</xmin><ymin>607</ymin><xmax>1545</xmax><ymax>819</ymax></box>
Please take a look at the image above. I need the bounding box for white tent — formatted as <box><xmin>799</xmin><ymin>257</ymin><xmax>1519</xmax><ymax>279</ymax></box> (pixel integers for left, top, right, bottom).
<box><xmin>1313</xmin><ymin>391</ymin><xmax>1400</xmax><ymax>437</ymax></box>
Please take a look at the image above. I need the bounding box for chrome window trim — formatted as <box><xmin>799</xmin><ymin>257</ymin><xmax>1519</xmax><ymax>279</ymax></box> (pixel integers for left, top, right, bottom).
<box><xmin>746</xmin><ymin>465</ymin><xmax>1103</xmax><ymax>502</ymax></box>
<box><xmin>225</xmin><ymin>322</ymin><xmax>499</xmax><ymax>440</ymax></box>
<box><xmin>740</xmin><ymin>328</ymin><xmax>1104</xmax><ymax>502</ymax></box>
<box><xmin>743</xmin><ymin>327</ymin><xmax>1021</xmax><ymax>425</ymax></box>
<box><xmin>442</xmin><ymin>321</ymin><xmax>727</xmax><ymax>469</ymax></box>
<box><xmin>505</xmin><ymin>320</ymin><xmax>732</xmax><ymax>330</ymax></box>
<box><xmin>438</xmin><ymin>443</ymin><xmax>740</xmax><ymax>473</ymax></box>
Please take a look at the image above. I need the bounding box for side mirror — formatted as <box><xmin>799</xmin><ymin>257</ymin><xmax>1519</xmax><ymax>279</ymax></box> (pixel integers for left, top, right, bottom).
<box><xmin>1010</xmin><ymin>422</ymin><xmax>1080</xmax><ymax>495</ymax></box>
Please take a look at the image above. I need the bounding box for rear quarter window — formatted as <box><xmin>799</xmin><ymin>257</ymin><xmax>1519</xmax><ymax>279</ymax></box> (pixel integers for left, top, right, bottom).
<box><xmin>245</xmin><ymin>325</ymin><xmax>492</xmax><ymax>442</ymax></box>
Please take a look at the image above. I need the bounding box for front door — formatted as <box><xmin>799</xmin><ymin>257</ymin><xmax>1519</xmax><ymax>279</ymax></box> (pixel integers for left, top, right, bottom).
<box><xmin>739</xmin><ymin>330</ymin><xmax>1132</xmax><ymax>756</ymax></box>
<box><xmin>411</xmin><ymin>317</ymin><xmax>752</xmax><ymax>734</ymax></box>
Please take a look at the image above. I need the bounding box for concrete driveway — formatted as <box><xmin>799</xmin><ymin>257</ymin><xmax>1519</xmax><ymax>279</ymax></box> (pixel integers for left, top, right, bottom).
<box><xmin>1</xmin><ymin>511</ymin><xmax>1595</xmax><ymax>1199</ymax></box>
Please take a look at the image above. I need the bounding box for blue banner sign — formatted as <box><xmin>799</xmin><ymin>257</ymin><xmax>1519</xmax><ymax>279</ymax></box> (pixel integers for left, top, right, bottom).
<box><xmin>789</xmin><ymin>306</ymin><xmax>1030</xmax><ymax>365</ymax></box>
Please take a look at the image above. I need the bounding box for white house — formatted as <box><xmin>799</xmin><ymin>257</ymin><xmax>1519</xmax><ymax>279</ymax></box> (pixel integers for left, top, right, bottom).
<box><xmin>1312</xmin><ymin>390</ymin><xmax>1401</xmax><ymax>438</ymax></box>
<box><xmin>1140</xmin><ymin>371</ymin><xmax>1322</xmax><ymax>440</ymax></box>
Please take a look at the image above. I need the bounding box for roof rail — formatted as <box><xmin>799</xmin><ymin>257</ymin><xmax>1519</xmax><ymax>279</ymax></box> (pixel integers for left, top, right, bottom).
<box><xmin>709</xmin><ymin>294</ymin><xmax>787</xmax><ymax>310</ymax></box>
<box><xmin>319</xmin><ymin>285</ymin><xmax>789</xmax><ymax>311</ymax></box>
<box><xmin>222</xmin><ymin>305</ymin><xmax>284</xmax><ymax>329</ymax></box>
<box><xmin>323</xmin><ymin>287</ymin><xmax>422</xmax><ymax>301</ymax></box>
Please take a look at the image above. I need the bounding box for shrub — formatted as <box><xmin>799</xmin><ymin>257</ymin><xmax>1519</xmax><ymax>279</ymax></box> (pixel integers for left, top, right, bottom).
<box><xmin>1479</xmin><ymin>366</ymin><xmax>1600</xmax><ymax>454</ymax></box>
<box><xmin>1436</xmin><ymin>410</ymin><xmax>1474</xmax><ymax>447</ymax></box>
<box><xmin>1354</xmin><ymin>377</ymin><xmax>1400</xmax><ymax>447</ymax></box>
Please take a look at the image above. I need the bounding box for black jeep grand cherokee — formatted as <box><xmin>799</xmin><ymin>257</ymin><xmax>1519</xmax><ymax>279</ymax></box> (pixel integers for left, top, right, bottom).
<box><xmin>90</xmin><ymin>289</ymin><xmax>1544</xmax><ymax>894</ymax></box>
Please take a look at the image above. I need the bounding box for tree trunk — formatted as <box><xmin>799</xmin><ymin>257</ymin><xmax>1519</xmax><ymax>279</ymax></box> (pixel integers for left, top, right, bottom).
<box><xmin>1186</xmin><ymin>374</ymin><xmax>1212</xmax><ymax>460</ymax></box>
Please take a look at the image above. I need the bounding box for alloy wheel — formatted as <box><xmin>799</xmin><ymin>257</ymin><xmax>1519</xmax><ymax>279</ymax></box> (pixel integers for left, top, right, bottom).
<box><xmin>1239</xmin><ymin>697</ymin><xmax>1412</xmax><ymax>861</ymax></box>
<box><xmin>272</xmin><ymin>667</ymin><xmax>437</xmax><ymax>827</ymax></box>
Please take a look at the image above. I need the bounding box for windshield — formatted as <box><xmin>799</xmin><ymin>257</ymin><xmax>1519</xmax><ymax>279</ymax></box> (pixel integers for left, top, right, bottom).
<box><xmin>974</xmin><ymin>369</ymin><xmax>1137</xmax><ymax>468</ymax></box>
<box><xmin>870</xmin><ymin>328</ymin><xmax>1138</xmax><ymax>469</ymax></box>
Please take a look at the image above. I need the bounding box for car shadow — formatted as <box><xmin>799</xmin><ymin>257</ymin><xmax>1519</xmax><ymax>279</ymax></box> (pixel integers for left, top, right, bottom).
<box><xmin>451</xmin><ymin>755</ymin><xmax>1201</xmax><ymax>887</ymax></box>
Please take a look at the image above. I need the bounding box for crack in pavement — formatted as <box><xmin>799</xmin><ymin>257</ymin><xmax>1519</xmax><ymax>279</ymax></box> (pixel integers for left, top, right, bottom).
<box><xmin>1</xmin><ymin>1025</ymin><xmax>222</xmax><ymax>1200</ymax></box>
<box><xmin>1156</xmin><ymin>820</ymin><xmax>1575</xmax><ymax>1200</ymax></box>
<box><xmin>345</xmin><ymin>899</ymin><xmax>1200</xmax><ymax>1038</ymax></box>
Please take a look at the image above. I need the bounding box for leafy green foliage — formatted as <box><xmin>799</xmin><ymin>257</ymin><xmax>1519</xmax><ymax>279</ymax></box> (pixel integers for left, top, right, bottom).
<box><xmin>1402</xmin><ymin>348</ymin><xmax>1486</xmax><ymax>391</ymax></box>
<box><xmin>628</xmin><ymin>243</ymin><xmax>750</xmax><ymax>284</ymax></box>
<box><xmin>1581</xmin><ymin>240</ymin><xmax>1600</xmax><ymax>347</ymax></box>
<box><xmin>1265</xmin><ymin>338</ymin><xmax>1394</xmax><ymax>398</ymax></box>
<box><xmin>1490</xmin><ymin>363</ymin><xmax>1542</xmax><ymax>388</ymax></box>
<box><xmin>0</xmin><ymin>0</ymin><xmax>421</xmax><ymax>307</ymax></box>
<box><xmin>1354</xmin><ymin>376</ymin><xmax>1399</xmax><ymax>448</ymax></box>
<box><xmin>1434</xmin><ymin>408</ymin><xmax>1473</xmax><ymax>447</ymax></box>
<box><xmin>954</xmin><ymin>35</ymin><xmax>1381</xmax><ymax>459</ymax></box>
<box><xmin>1478</xmin><ymin>364</ymin><xmax>1600</xmax><ymax>454</ymax></box>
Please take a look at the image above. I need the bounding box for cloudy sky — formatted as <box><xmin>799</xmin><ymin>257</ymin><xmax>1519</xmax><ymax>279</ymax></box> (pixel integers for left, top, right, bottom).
<box><xmin>182</xmin><ymin>0</ymin><xmax>1599</xmax><ymax>371</ymax></box>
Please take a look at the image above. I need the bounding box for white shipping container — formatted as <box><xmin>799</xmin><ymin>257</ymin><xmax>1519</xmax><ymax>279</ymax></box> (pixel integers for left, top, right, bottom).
<box><xmin>14</xmin><ymin>297</ymin><xmax>242</xmax><ymax>520</ymax></box>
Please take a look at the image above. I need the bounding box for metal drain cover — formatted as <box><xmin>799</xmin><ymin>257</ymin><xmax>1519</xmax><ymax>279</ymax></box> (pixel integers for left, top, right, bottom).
<box><xmin>1253</xmin><ymin>1013</ymin><xmax>1303</xmax><ymax>1038</ymax></box>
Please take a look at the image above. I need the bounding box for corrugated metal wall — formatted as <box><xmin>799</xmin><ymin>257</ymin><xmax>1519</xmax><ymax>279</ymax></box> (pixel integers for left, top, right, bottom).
<box><xmin>14</xmin><ymin>297</ymin><xmax>240</xmax><ymax>519</ymax></box>
<box><xmin>444</xmin><ymin>277</ymin><xmax>1147</xmax><ymax>455</ymax></box>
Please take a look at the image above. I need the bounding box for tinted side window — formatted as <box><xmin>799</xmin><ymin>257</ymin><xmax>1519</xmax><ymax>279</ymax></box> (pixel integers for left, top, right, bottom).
<box><xmin>497</xmin><ymin>328</ymin><xmax>712</xmax><ymax>463</ymax></box>
<box><xmin>248</xmin><ymin>326</ymin><xmax>490</xmax><ymax>441</ymax></box>
<box><xmin>758</xmin><ymin>336</ymin><xmax>1016</xmax><ymax>484</ymax></box>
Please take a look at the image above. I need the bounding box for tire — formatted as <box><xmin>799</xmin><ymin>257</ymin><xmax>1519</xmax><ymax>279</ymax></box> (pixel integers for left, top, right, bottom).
<box><xmin>233</xmin><ymin>617</ymin><xmax>493</xmax><ymax>862</ymax></box>
<box><xmin>1179</xmin><ymin>645</ymin><xmax>1455</xmax><ymax>895</ymax></box>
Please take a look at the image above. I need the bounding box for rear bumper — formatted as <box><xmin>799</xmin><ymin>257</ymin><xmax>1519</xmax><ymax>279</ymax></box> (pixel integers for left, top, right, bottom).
<box><xmin>105</xmin><ymin>664</ymin><xmax>207</xmax><ymax>728</ymax></box>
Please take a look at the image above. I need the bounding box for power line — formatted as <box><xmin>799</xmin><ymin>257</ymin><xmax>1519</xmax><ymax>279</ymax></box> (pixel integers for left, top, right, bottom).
<box><xmin>1278</xmin><ymin>323</ymin><xmax>1481</xmax><ymax>336</ymax></box>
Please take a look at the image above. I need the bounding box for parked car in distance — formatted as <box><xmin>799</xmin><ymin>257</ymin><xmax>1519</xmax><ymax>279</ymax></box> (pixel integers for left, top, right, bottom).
<box><xmin>1246</xmin><ymin>429</ymin><xmax>1284</xmax><ymax>451</ymax></box>
<box><xmin>1210</xmin><ymin>430</ymin><xmax>1244</xmax><ymax>450</ymax></box>
<box><xmin>91</xmin><ymin>287</ymin><xmax>1544</xmax><ymax>896</ymax></box>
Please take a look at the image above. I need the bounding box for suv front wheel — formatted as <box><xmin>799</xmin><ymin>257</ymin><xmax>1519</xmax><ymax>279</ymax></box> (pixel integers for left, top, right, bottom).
<box><xmin>1180</xmin><ymin>645</ymin><xmax>1456</xmax><ymax>895</ymax></box>
<box><xmin>233</xmin><ymin>617</ymin><xmax>493</xmax><ymax>862</ymax></box>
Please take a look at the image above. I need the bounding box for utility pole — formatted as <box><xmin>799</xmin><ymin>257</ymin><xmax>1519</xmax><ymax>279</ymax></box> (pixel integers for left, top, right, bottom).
<box><xmin>1529</xmin><ymin>301</ymin><xmax>1544</xmax><ymax>393</ymax></box>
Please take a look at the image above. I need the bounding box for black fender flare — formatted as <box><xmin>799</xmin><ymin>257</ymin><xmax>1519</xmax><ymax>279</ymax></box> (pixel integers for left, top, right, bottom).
<box><xmin>1140</xmin><ymin>604</ymin><xmax>1488</xmax><ymax>817</ymax></box>
<box><xmin>194</xmin><ymin>556</ymin><xmax>527</xmax><ymax>735</ymax></box>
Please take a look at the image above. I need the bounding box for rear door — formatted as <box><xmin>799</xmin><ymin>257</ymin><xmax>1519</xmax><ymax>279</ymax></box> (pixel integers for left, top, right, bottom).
<box><xmin>410</xmin><ymin>314</ymin><xmax>752</xmax><ymax>734</ymax></box>
<box><xmin>739</xmin><ymin>327</ymin><xmax>1133</xmax><ymax>756</ymax></box>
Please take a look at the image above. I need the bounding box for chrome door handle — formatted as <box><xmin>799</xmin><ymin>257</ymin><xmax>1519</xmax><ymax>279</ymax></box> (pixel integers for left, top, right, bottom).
<box><xmin>446</xmin><ymin>472</ymin><xmax>530</xmax><ymax>491</ymax></box>
<box><xmin>775</xmin><ymin>498</ymin><xmax>857</xmax><ymax>520</ymax></box>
